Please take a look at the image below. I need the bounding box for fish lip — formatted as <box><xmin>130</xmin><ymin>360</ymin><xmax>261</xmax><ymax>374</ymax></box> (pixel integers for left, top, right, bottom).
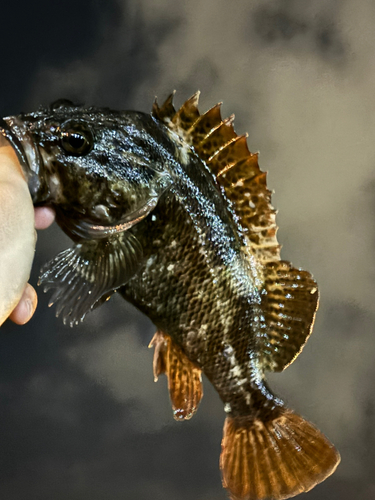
<box><xmin>0</xmin><ymin>116</ymin><xmax>48</xmax><ymax>203</ymax></box>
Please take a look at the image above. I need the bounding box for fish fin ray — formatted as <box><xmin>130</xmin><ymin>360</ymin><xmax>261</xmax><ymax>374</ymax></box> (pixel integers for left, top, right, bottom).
<box><xmin>220</xmin><ymin>409</ymin><xmax>340</xmax><ymax>500</ymax></box>
<box><xmin>154</xmin><ymin>92</ymin><xmax>281</xmax><ymax>264</ymax></box>
<box><xmin>38</xmin><ymin>232</ymin><xmax>143</xmax><ymax>326</ymax></box>
<box><xmin>149</xmin><ymin>330</ymin><xmax>203</xmax><ymax>420</ymax></box>
<box><xmin>220</xmin><ymin>162</ymin><xmax>280</xmax><ymax>262</ymax></box>
<box><xmin>207</xmin><ymin>134</ymin><xmax>249</xmax><ymax>174</ymax></box>
<box><xmin>258</xmin><ymin>261</ymin><xmax>319</xmax><ymax>371</ymax></box>
<box><xmin>188</xmin><ymin>103</ymin><xmax>224</xmax><ymax>146</ymax></box>
<box><xmin>196</xmin><ymin>120</ymin><xmax>238</xmax><ymax>163</ymax></box>
<box><xmin>170</xmin><ymin>91</ymin><xmax>201</xmax><ymax>132</ymax></box>
<box><xmin>148</xmin><ymin>330</ymin><xmax>167</xmax><ymax>381</ymax></box>
<box><xmin>152</xmin><ymin>92</ymin><xmax>176</xmax><ymax>122</ymax></box>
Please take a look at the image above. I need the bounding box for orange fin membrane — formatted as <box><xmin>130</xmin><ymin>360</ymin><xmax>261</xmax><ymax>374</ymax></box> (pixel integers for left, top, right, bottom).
<box><xmin>149</xmin><ymin>330</ymin><xmax>203</xmax><ymax>421</ymax></box>
<box><xmin>259</xmin><ymin>261</ymin><xmax>319</xmax><ymax>372</ymax></box>
<box><xmin>220</xmin><ymin>409</ymin><xmax>340</xmax><ymax>500</ymax></box>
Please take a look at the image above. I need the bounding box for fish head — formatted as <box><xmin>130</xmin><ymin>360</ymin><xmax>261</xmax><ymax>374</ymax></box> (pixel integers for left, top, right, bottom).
<box><xmin>0</xmin><ymin>100</ymin><xmax>173</xmax><ymax>239</ymax></box>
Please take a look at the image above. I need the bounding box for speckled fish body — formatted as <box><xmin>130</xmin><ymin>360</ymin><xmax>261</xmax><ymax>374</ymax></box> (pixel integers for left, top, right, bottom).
<box><xmin>123</xmin><ymin>137</ymin><xmax>265</xmax><ymax>414</ymax></box>
<box><xmin>0</xmin><ymin>95</ymin><xmax>340</xmax><ymax>500</ymax></box>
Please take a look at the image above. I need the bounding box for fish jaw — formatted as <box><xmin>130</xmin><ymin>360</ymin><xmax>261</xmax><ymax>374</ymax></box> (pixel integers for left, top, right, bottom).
<box><xmin>55</xmin><ymin>194</ymin><xmax>161</xmax><ymax>240</ymax></box>
<box><xmin>0</xmin><ymin>116</ymin><xmax>50</xmax><ymax>204</ymax></box>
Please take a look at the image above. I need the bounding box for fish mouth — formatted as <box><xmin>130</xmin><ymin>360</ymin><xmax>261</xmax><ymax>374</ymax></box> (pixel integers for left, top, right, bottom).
<box><xmin>56</xmin><ymin>196</ymin><xmax>160</xmax><ymax>240</ymax></box>
<box><xmin>0</xmin><ymin>116</ymin><xmax>49</xmax><ymax>203</ymax></box>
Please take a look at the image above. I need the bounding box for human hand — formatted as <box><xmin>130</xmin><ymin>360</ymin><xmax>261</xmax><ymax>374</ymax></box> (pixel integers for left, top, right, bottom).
<box><xmin>8</xmin><ymin>206</ymin><xmax>55</xmax><ymax>325</ymax></box>
<box><xmin>0</xmin><ymin>133</ymin><xmax>55</xmax><ymax>327</ymax></box>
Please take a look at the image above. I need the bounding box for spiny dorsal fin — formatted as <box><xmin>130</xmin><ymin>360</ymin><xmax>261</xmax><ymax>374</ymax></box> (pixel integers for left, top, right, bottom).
<box><xmin>152</xmin><ymin>92</ymin><xmax>280</xmax><ymax>263</ymax></box>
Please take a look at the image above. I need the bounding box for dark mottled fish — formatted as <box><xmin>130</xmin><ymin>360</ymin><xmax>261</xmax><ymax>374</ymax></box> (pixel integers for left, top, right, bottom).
<box><xmin>0</xmin><ymin>93</ymin><xmax>340</xmax><ymax>500</ymax></box>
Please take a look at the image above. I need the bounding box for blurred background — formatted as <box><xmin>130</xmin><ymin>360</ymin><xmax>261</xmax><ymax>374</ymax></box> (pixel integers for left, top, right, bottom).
<box><xmin>1</xmin><ymin>0</ymin><xmax>374</xmax><ymax>499</ymax></box>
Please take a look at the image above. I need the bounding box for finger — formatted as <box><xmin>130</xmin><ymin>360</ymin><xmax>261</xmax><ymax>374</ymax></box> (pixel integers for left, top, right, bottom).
<box><xmin>9</xmin><ymin>283</ymin><xmax>38</xmax><ymax>325</ymax></box>
<box><xmin>35</xmin><ymin>206</ymin><xmax>55</xmax><ymax>230</ymax></box>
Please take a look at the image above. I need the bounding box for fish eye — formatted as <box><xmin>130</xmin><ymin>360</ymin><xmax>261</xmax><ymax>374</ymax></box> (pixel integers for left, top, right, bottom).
<box><xmin>61</xmin><ymin>122</ymin><xmax>94</xmax><ymax>156</ymax></box>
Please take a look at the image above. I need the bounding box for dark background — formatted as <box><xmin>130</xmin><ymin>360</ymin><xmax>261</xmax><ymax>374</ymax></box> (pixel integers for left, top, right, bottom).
<box><xmin>1</xmin><ymin>1</ymin><xmax>374</xmax><ymax>499</ymax></box>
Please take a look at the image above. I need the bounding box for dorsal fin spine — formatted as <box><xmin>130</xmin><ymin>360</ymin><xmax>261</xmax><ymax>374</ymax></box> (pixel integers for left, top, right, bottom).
<box><xmin>207</xmin><ymin>134</ymin><xmax>250</xmax><ymax>178</ymax></box>
<box><xmin>186</xmin><ymin>103</ymin><xmax>224</xmax><ymax>146</ymax></box>
<box><xmin>152</xmin><ymin>91</ymin><xmax>176</xmax><ymax>121</ymax></box>
<box><xmin>189</xmin><ymin>101</ymin><xmax>223</xmax><ymax>132</ymax></box>
<box><xmin>201</xmin><ymin>114</ymin><xmax>235</xmax><ymax>143</ymax></box>
<box><xmin>207</xmin><ymin>129</ymin><xmax>246</xmax><ymax>159</ymax></box>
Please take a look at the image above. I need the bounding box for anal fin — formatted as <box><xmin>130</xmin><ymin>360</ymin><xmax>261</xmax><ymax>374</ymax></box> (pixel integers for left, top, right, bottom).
<box><xmin>149</xmin><ymin>330</ymin><xmax>203</xmax><ymax>421</ymax></box>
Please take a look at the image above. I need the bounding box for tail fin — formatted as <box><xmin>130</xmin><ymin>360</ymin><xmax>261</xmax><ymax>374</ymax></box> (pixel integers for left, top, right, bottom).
<box><xmin>220</xmin><ymin>408</ymin><xmax>340</xmax><ymax>500</ymax></box>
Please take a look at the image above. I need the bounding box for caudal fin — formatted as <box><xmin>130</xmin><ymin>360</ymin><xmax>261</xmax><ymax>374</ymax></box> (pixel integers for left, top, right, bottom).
<box><xmin>220</xmin><ymin>409</ymin><xmax>340</xmax><ymax>500</ymax></box>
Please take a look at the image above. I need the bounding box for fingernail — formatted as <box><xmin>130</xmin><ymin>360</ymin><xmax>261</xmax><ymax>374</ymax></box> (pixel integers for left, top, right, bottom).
<box><xmin>25</xmin><ymin>299</ymin><xmax>33</xmax><ymax>320</ymax></box>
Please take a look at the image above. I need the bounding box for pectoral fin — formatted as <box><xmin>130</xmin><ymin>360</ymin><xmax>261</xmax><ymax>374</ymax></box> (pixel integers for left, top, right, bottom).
<box><xmin>39</xmin><ymin>231</ymin><xmax>143</xmax><ymax>326</ymax></box>
<box><xmin>149</xmin><ymin>330</ymin><xmax>203</xmax><ymax>421</ymax></box>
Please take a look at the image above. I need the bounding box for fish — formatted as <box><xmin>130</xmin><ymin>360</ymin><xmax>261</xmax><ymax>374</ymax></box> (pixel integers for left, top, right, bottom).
<box><xmin>0</xmin><ymin>93</ymin><xmax>340</xmax><ymax>500</ymax></box>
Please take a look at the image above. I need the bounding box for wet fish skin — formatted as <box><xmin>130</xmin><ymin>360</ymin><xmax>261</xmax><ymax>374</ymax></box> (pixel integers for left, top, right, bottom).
<box><xmin>1</xmin><ymin>101</ymin><xmax>173</xmax><ymax>240</ymax></box>
<box><xmin>0</xmin><ymin>95</ymin><xmax>340</xmax><ymax>500</ymax></box>
<box><xmin>123</xmin><ymin>173</ymin><xmax>267</xmax><ymax>416</ymax></box>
